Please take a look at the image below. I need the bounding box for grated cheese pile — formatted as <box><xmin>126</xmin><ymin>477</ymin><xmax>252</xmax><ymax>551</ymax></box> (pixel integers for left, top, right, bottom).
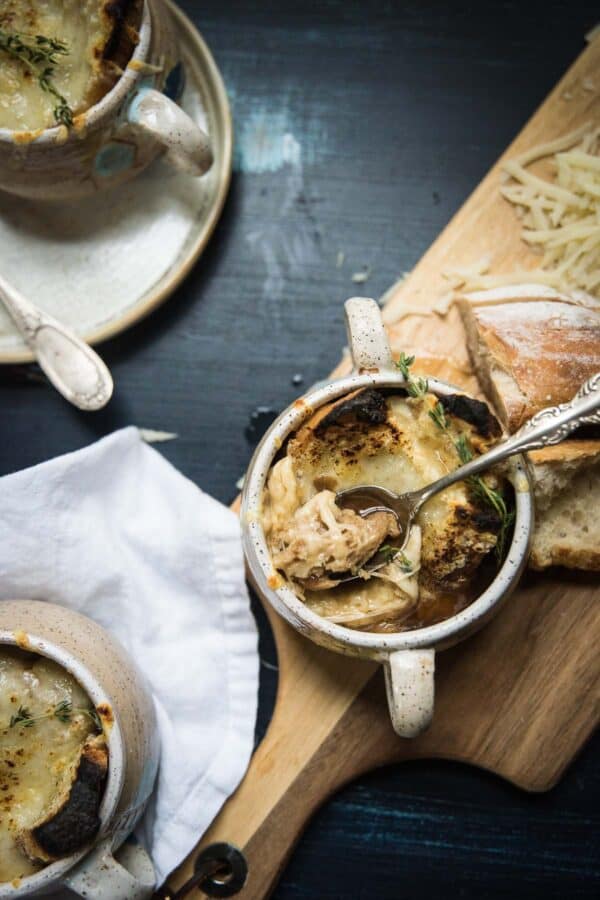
<box><xmin>471</xmin><ymin>124</ymin><xmax>600</xmax><ymax>297</ymax></box>
<box><xmin>381</xmin><ymin>123</ymin><xmax>600</xmax><ymax>325</ymax></box>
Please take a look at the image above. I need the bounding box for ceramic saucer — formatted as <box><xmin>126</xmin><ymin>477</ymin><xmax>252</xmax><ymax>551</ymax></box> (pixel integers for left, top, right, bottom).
<box><xmin>0</xmin><ymin>0</ymin><xmax>232</xmax><ymax>364</ymax></box>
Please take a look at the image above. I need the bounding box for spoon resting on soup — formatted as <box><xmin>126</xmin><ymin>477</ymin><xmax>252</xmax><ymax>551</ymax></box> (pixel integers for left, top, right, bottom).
<box><xmin>261</xmin><ymin>383</ymin><xmax>513</xmax><ymax>634</ymax></box>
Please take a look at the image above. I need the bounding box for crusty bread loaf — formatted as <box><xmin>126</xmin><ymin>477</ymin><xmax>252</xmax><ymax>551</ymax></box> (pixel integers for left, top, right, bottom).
<box><xmin>528</xmin><ymin>440</ymin><xmax>600</xmax><ymax>571</ymax></box>
<box><xmin>457</xmin><ymin>284</ymin><xmax>600</xmax><ymax>571</ymax></box>
<box><xmin>458</xmin><ymin>285</ymin><xmax>600</xmax><ymax>432</ymax></box>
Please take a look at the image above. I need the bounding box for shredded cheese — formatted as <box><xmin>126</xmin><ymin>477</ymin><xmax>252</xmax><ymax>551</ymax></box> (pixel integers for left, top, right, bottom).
<box><xmin>458</xmin><ymin>125</ymin><xmax>600</xmax><ymax>297</ymax></box>
<box><xmin>382</xmin><ymin>125</ymin><xmax>600</xmax><ymax>325</ymax></box>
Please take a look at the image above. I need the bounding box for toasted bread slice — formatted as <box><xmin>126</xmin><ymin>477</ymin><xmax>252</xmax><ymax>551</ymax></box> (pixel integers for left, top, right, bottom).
<box><xmin>281</xmin><ymin>388</ymin><xmax>503</xmax><ymax>593</ymax></box>
<box><xmin>18</xmin><ymin>735</ymin><xmax>108</xmax><ymax>864</ymax></box>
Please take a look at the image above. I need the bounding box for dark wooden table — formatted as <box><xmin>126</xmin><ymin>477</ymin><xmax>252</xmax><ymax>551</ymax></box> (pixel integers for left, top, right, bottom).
<box><xmin>1</xmin><ymin>1</ymin><xmax>599</xmax><ymax>897</ymax></box>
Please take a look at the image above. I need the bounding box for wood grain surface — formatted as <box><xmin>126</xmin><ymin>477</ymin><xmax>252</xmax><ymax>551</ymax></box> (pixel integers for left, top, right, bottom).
<box><xmin>170</xmin><ymin>32</ymin><xmax>600</xmax><ymax>900</ymax></box>
<box><xmin>172</xmin><ymin>573</ymin><xmax>598</xmax><ymax>899</ymax></box>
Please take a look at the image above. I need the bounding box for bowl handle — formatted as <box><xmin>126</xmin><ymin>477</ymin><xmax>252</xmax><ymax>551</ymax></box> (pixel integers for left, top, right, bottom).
<box><xmin>63</xmin><ymin>838</ymin><xmax>156</xmax><ymax>900</ymax></box>
<box><xmin>128</xmin><ymin>86</ymin><xmax>214</xmax><ymax>176</ymax></box>
<box><xmin>344</xmin><ymin>297</ymin><xmax>396</xmax><ymax>373</ymax></box>
<box><xmin>384</xmin><ymin>649</ymin><xmax>435</xmax><ymax>738</ymax></box>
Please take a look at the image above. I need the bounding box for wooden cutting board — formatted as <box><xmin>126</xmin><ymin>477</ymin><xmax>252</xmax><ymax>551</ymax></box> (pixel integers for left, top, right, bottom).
<box><xmin>171</xmin><ymin>36</ymin><xmax>600</xmax><ymax>899</ymax></box>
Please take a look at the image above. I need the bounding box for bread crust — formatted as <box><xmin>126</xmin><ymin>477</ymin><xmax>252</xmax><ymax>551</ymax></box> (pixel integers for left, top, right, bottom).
<box><xmin>84</xmin><ymin>0</ymin><xmax>143</xmax><ymax>109</ymax></box>
<box><xmin>458</xmin><ymin>289</ymin><xmax>600</xmax><ymax>432</ymax></box>
<box><xmin>287</xmin><ymin>388</ymin><xmax>505</xmax><ymax>592</ymax></box>
<box><xmin>18</xmin><ymin>735</ymin><xmax>108</xmax><ymax>864</ymax></box>
<box><xmin>528</xmin><ymin>440</ymin><xmax>600</xmax><ymax>465</ymax></box>
<box><xmin>459</xmin><ymin>287</ymin><xmax>600</xmax><ymax>573</ymax></box>
<box><xmin>529</xmin><ymin>545</ymin><xmax>600</xmax><ymax>571</ymax></box>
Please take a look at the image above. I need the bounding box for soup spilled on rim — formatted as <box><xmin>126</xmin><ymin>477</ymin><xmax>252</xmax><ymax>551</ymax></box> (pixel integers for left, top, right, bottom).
<box><xmin>262</xmin><ymin>385</ymin><xmax>513</xmax><ymax>633</ymax></box>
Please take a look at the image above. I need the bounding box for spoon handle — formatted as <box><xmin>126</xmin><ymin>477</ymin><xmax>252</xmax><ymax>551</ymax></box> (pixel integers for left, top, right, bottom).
<box><xmin>510</xmin><ymin>372</ymin><xmax>600</xmax><ymax>447</ymax></box>
<box><xmin>416</xmin><ymin>372</ymin><xmax>600</xmax><ymax>506</ymax></box>
<box><xmin>0</xmin><ymin>273</ymin><xmax>113</xmax><ymax>411</ymax></box>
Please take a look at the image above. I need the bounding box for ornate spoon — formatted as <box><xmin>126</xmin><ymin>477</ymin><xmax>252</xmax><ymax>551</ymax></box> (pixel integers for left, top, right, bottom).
<box><xmin>0</xmin><ymin>272</ymin><xmax>113</xmax><ymax>411</ymax></box>
<box><xmin>335</xmin><ymin>372</ymin><xmax>600</xmax><ymax>579</ymax></box>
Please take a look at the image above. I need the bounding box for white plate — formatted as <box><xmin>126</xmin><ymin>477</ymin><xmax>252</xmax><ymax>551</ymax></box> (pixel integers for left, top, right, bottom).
<box><xmin>0</xmin><ymin>0</ymin><xmax>232</xmax><ymax>363</ymax></box>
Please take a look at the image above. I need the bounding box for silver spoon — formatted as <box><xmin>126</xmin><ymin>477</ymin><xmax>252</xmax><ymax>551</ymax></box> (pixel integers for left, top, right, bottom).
<box><xmin>0</xmin><ymin>272</ymin><xmax>113</xmax><ymax>411</ymax></box>
<box><xmin>335</xmin><ymin>372</ymin><xmax>600</xmax><ymax>581</ymax></box>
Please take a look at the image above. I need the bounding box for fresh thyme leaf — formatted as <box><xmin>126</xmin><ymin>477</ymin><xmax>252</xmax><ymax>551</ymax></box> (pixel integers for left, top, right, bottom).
<box><xmin>396</xmin><ymin>352</ymin><xmax>415</xmax><ymax>379</ymax></box>
<box><xmin>395</xmin><ymin>352</ymin><xmax>428</xmax><ymax>398</ymax></box>
<box><xmin>394</xmin><ymin>349</ymin><xmax>514</xmax><ymax>565</ymax></box>
<box><xmin>429</xmin><ymin>401</ymin><xmax>448</xmax><ymax>430</ymax></box>
<box><xmin>410</xmin><ymin>376</ymin><xmax>429</xmax><ymax>399</ymax></box>
<box><xmin>379</xmin><ymin>544</ymin><xmax>397</xmax><ymax>562</ymax></box>
<box><xmin>454</xmin><ymin>433</ymin><xmax>473</xmax><ymax>465</ymax></box>
<box><xmin>0</xmin><ymin>28</ymin><xmax>73</xmax><ymax>127</ymax></box>
<box><xmin>397</xmin><ymin>552</ymin><xmax>414</xmax><ymax>573</ymax></box>
<box><xmin>455</xmin><ymin>435</ymin><xmax>513</xmax><ymax>562</ymax></box>
<box><xmin>440</xmin><ymin>422</ymin><xmax>513</xmax><ymax>564</ymax></box>
<box><xmin>9</xmin><ymin>706</ymin><xmax>34</xmax><ymax>728</ymax></box>
<box><xmin>85</xmin><ymin>707</ymin><xmax>103</xmax><ymax>732</ymax></box>
<box><xmin>7</xmin><ymin>700</ymin><xmax>84</xmax><ymax>730</ymax></box>
<box><xmin>379</xmin><ymin>545</ymin><xmax>414</xmax><ymax>572</ymax></box>
<box><xmin>53</xmin><ymin>700</ymin><xmax>73</xmax><ymax>723</ymax></box>
<box><xmin>468</xmin><ymin>474</ymin><xmax>508</xmax><ymax>521</ymax></box>
<box><xmin>496</xmin><ymin>509</ymin><xmax>516</xmax><ymax>562</ymax></box>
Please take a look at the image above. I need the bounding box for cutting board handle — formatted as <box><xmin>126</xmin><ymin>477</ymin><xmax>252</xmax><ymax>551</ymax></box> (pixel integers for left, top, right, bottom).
<box><xmin>170</xmin><ymin>661</ymin><xmax>419</xmax><ymax>900</ymax></box>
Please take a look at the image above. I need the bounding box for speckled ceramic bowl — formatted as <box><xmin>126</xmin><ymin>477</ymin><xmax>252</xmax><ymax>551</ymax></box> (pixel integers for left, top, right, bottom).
<box><xmin>0</xmin><ymin>0</ymin><xmax>213</xmax><ymax>199</ymax></box>
<box><xmin>0</xmin><ymin>600</ymin><xmax>159</xmax><ymax>900</ymax></box>
<box><xmin>241</xmin><ymin>298</ymin><xmax>534</xmax><ymax>738</ymax></box>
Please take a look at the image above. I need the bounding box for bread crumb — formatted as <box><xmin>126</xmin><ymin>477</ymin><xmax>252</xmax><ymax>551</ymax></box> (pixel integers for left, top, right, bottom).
<box><xmin>351</xmin><ymin>266</ymin><xmax>371</xmax><ymax>284</ymax></box>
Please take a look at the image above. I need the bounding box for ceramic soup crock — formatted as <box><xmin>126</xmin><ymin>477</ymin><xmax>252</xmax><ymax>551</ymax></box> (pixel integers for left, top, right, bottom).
<box><xmin>0</xmin><ymin>0</ymin><xmax>212</xmax><ymax>199</ymax></box>
<box><xmin>0</xmin><ymin>600</ymin><xmax>160</xmax><ymax>899</ymax></box>
<box><xmin>241</xmin><ymin>297</ymin><xmax>534</xmax><ymax>738</ymax></box>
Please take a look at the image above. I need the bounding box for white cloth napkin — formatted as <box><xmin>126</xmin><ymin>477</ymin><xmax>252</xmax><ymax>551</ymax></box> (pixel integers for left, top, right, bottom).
<box><xmin>0</xmin><ymin>428</ymin><xmax>259</xmax><ymax>886</ymax></box>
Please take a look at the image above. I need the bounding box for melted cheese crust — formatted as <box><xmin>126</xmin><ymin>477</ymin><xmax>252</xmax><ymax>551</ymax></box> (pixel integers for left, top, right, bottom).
<box><xmin>0</xmin><ymin>0</ymin><xmax>120</xmax><ymax>130</ymax></box>
<box><xmin>0</xmin><ymin>648</ymin><xmax>97</xmax><ymax>883</ymax></box>
<box><xmin>263</xmin><ymin>391</ymin><xmax>503</xmax><ymax>632</ymax></box>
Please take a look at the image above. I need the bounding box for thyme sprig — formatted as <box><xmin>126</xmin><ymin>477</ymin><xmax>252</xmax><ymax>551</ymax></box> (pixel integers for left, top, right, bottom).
<box><xmin>453</xmin><ymin>435</ymin><xmax>515</xmax><ymax>560</ymax></box>
<box><xmin>396</xmin><ymin>352</ymin><xmax>429</xmax><ymax>398</ymax></box>
<box><xmin>379</xmin><ymin>545</ymin><xmax>414</xmax><ymax>572</ymax></box>
<box><xmin>8</xmin><ymin>701</ymin><xmax>101</xmax><ymax>731</ymax></box>
<box><xmin>0</xmin><ymin>28</ymin><xmax>73</xmax><ymax>126</ymax></box>
<box><xmin>454</xmin><ymin>433</ymin><xmax>473</xmax><ymax>466</ymax></box>
<box><xmin>428</xmin><ymin>400</ymin><xmax>448</xmax><ymax>431</ymax></box>
<box><xmin>398</xmin><ymin>353</ymin><xmax>514</xmax><ymax>562</ymax></box>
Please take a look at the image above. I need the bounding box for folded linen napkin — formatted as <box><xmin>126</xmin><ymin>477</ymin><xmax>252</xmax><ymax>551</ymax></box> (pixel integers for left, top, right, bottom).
<box><xmin>0</xmin><ymin>427</ymin><xmax>259</xmax><ymax>886</ymax></box>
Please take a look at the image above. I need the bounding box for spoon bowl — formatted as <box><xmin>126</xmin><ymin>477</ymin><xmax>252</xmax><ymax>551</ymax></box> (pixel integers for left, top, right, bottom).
<box><xmin>0</xmin><ymin>272</ymin><xmax>113</xmax><ymax>411</ymax></box>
